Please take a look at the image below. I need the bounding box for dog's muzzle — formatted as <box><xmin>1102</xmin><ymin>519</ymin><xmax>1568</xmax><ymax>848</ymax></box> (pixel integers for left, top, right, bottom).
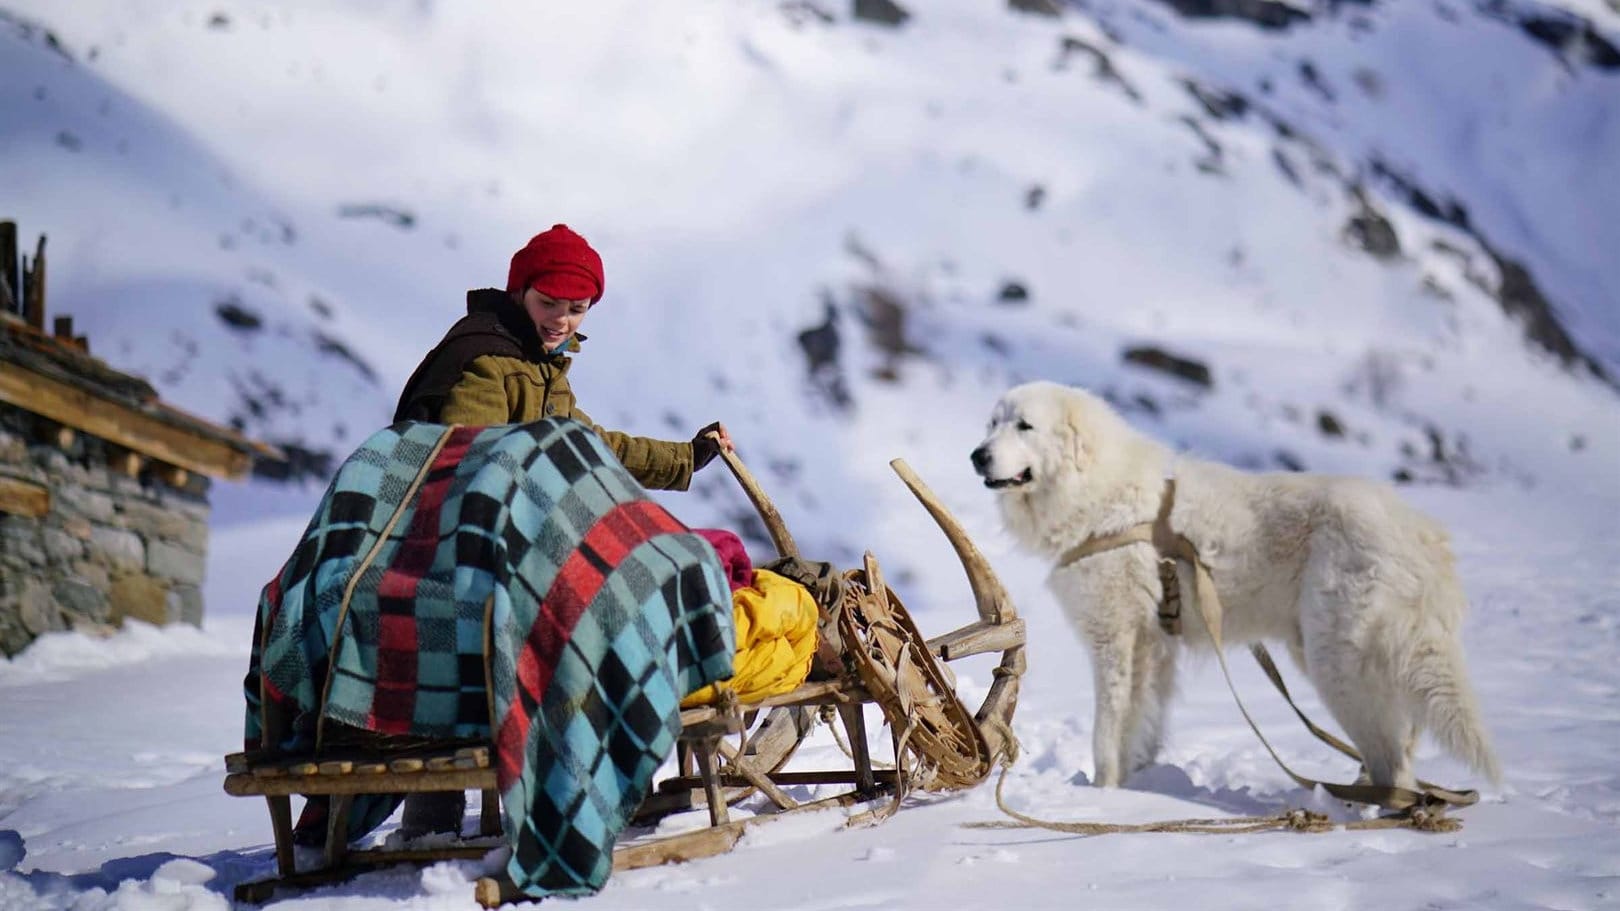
<box><xmin>971</xmin><ymin>445</ymin><xmax>1033</xmax><ymax>489</ymax></box>
<box><xmin>982</xmin><ymin>467</ymin><xmax>1033</xmax><ymax>489</ymax></box>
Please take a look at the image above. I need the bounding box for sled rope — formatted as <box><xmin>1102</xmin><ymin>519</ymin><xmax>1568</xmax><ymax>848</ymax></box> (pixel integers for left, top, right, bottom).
<box><xmin>968</xmin><ymin>763</ymin><xmax>1461</xmax><ymax>836</ymax></box>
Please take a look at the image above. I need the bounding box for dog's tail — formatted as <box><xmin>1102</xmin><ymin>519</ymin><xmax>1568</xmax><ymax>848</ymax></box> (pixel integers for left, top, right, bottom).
<box><xmin>1408</xmin><ymin>570</ymin><xmax>1502</xmax><ymax>785</ymax></box>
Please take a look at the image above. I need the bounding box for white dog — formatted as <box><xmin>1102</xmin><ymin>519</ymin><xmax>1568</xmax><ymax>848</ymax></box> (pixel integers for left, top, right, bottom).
<box><xmin>971</xmin><ymin>381</ymin><xmax>1500</xmax><ymax>791</ymax></box>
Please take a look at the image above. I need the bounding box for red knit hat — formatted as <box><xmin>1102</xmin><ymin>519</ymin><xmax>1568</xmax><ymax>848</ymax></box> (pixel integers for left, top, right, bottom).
<box><xmin>506</xmin><ymin>224</ymin><xmax>604</xmax><ymax>303</ymax></box>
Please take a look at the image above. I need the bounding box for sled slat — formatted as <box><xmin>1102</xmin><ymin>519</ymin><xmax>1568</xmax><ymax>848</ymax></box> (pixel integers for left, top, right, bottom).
<box><xmin>225</xmin><ymin>768</ymin><xmax>496</xmax><ymax>797</ymax></box>
<box><xmin>744</xmin><ymin>678</ymin><xmax>870</xmax><ymax>709</ymax></box>
<box><xmin>927</xmin><ymin>618</ymin><xmax>1026</xmax><ymax>661</ymax></box>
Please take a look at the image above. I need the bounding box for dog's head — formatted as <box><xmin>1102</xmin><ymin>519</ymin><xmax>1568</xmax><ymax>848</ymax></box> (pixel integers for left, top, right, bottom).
<box><xmin>970</xmin><ymin>381</ymin><xmax>1104</xmax><ymax>493</ymax></box>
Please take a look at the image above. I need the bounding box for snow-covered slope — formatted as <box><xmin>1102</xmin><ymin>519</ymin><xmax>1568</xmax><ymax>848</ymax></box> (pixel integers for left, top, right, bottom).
<box><xmin>4</xmin><ymin>1</ymin><xmax>1615</xmax><ymax>551</ymax></box>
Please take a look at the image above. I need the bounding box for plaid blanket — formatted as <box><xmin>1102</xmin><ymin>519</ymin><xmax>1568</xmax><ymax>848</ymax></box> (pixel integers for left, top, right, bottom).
<box><xmin>242</xmin><ymin>419</ymin><xmax>735</xmax><ymax>897</ymax></box>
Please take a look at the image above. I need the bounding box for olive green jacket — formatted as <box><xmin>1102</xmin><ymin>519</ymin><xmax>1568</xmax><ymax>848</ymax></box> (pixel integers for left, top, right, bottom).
<box><xmin>394</xmin><ymin>289</ymin><xmax>696</xmax><ymax>491</ymax></box>
<box><xmin>441</xmin><ymin>350</ymin><xmax>696</xmax><ymax>490</ymax></box>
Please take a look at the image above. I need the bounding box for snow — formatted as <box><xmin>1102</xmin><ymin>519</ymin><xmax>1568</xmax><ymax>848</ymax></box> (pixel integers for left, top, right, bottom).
<box><xmin>3</xmin><ymin>473</ymin><xmax>1616</xmax><ymax>909</ymax></box>
<box><xmin>2</xmin><ymin>0</ymin><xmax>1619</xmax><ymax>908</ymax></box>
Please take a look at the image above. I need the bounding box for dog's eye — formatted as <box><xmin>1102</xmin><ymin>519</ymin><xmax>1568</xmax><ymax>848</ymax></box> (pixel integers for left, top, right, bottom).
<box><xmin>1016</xmin><ymin>420</ymin><xmax>1034</xmax><ymax>432</ymax></box>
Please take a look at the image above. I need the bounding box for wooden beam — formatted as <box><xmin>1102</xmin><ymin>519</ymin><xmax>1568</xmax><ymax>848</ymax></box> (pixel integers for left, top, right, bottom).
<box><xmin>0</xmin><ymin>475</ymin><xmax>49</xmax><ymax>517</ymax></box>
<box><xmin>926</xmin><ymin>617</ymin><xmax>1026</xmax><ymax>661</ymax></box>
<box><xmin>0</xmin><ymin>221</ymin><xmax>16</xmax><ymax>315</ymax></box>
<box><xmin>111</xmin><ymin>448</ymin><xmax>145</xmax><ymax>478</ymax></box>
<box><xmin>22</xmin><ymin>235</ymin><xmax>44</xmax><ymax>330</ymax></box>
<box><xmin>0</xmin><ymin>363</ymin><xmax>251</xmax><ymax>479</ymax></box>
<box><xmin>224</xmin><ymin>767</ymin><xmax>496</xmax><ymax>797</ymax></box>
<box><xmin>37</xmin><ymin>419</ymin><xmax>76</xmax><ymax>450</ymax></box>
<box><xmin>157</xmin><ymin>464</ymin><xmax>190</xmax><ymax>489</ymax></box>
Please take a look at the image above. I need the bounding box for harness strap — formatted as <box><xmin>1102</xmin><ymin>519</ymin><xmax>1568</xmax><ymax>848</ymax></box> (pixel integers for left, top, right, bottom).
<box><xmin>1056</xmin><ymin>480</ymin><xmax>1182</xmax><ymax>634</ymax></box>
<box><xmin>1053</xmin><ymin>478</ymin><xmax>1478</xmax><ymax>814</ymax></box>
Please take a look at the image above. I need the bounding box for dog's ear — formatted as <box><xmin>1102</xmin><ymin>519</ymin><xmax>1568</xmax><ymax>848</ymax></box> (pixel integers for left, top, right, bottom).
<box><xmin>1059</xmin><ymin>396</ymin><xmax>1091</xmax><ymax>470</ymax></box>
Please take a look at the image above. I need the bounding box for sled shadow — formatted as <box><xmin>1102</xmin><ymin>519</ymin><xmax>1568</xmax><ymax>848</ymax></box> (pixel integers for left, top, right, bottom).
<box><xmin>13</xmin><ymin>847</ymin><xmax>262</xmax><ymax>899</ymax></box>
<box><xmin>12</xmin><ymin>841</ymin><xmax>474</xmax><ymax>905</ymax></box>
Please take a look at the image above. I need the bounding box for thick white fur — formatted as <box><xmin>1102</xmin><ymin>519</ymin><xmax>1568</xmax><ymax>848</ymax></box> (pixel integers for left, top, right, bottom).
<box><xmin>973</xmin><ymin>381</ymin><xmax>1500</xmax><ymax>790</ymax></box>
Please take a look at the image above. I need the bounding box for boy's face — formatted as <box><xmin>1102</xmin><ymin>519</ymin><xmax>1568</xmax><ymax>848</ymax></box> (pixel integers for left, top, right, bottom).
<box><xmin>520</xmin><ymin>287</ymin><xmax>592</xmax><ymax>350</ymax></box>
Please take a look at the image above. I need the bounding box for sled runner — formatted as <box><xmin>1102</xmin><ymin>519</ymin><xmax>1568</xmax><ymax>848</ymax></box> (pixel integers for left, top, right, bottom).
<box><xmin>224</xmin><ymin>425</ymin><xmax>1023</xmax><ymax>905</ymax></box>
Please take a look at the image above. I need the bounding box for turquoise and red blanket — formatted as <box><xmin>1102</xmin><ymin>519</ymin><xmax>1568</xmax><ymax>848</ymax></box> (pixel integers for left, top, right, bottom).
<box><xmin>242</xmin><ymin>418</ymin><xmax>734</xmax><ymax>897</ymax></box>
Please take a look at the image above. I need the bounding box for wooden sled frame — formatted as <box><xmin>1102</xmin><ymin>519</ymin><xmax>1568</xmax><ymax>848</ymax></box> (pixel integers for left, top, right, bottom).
<box><xmin>224</xmin><ymin>446</ymin><xmax>1023</xmax><ymax>906</ymax></box>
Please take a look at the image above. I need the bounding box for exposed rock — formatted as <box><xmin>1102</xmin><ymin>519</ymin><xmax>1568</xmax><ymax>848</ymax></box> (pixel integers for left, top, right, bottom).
<box><xmin>1316</xmin><ymin>410</ymin><xmax>1346</xmax><ymax>438</ymax></box>
<box><xmin>215</xmin><ymin>297</ymin><xmax>263</xmax><ymax>332</ymax></box>
<box><xmin>1297</xmin><ymin>59</ymin><xmax>1335</xmax><ymax>103</ymax></box>
<box><xmin>1009</xmin><ymin>0</ymin><xmax>1064</xmax><ymax>18</ymax></box>
<box><xmin>796</xmin><ymin>299</ymin><xmax>852</xmax><ymax>410</ymax></box>
<box><xmin>1178</xmin><ymin>116</ymin><xmax>1225</xmax><ymax>174</ymax></box>
<box><xmin>1055</xmin><ymin>36</ymin><xmax>1142</xmax><ymax>102</ymax></box>
<box><xmin>54</xmin><ymin>577</ymin><xmax>109</xmax><ymax>624</ymax></box>
<box><xmin>148</xmin><ymin>538</ymin><xmax>205</xmax><ymax>585</ymax></box>
<box><xmin>0</xmin><ymin>8</ymin><xmax>77</xmax><ymax>62</ymax></box>
<box><xmin>1181</xmin><ymin>79</ymin><xmax>1250</xmax><ymax>121</ymax></box>
<box><xmin>313</xmin><ymin>331</ymin><xmax>379</xmax><ymax>384</ymax></box>
<box><xmin>1489</xmin><ymin>249</ymin><xmax>1608</xmax><ymax>384</ymax></box>
<box><xmin>1147</xmin><ymin>0</ymin><xmax>1311</xmax><ymax>31</ymax></box>
<box><xmin>781</xmin><ymin>1</ymin><xmax>836</xmax><ymax>27</ymax></box>
<box><xmin>2</xmin><ymin>518</ymin><xmax>45</xmax><ymax>565</ymax></box>
<box><xmin>853</xmin><ymin>0</ymin><xmax>910</xmax><ymax>27</ymax></box>
<box><xmin>110</xmin><ymin>573</ymin><xmax>170</xmax><ymax>627</ymax></box>
<box><xmin>167</xmin><ymin>584</ymin><xmax>205</xmax><ymax>627</ymax></box>
<box><xmin>1122</xmin><ymin>345</ymin><xmax>1213</xmax><ymax>388</ymax></box>
<box><xmin>42</xmin><ymin>526</ymin><xmax>84</xmax><ymax>564</ymax></box>
<box><xmin>1342</xmin><ymin>190</ymin><xmax>1401</xmax><ymax>260</ymax></box>
<box><xmin>853</xmin><ymin>285</ymin><xmax>915</xmax><ymax>363</ymax></box>
<box><xmin>90</xmin><ymin>525</ymin><xmax>145</xmax><ymax>573</ymax></box>
<box><xmin>1371</xmin><ymin>157</ymin><xmax>1612</xmax><ymax>386</ymax></box>
<box><xmin>17</xmin><ymin>577</ymin><xmax>61</xmax><ymax>635</ymax></box>
<box><xmin>336</xmin><ymin>203</ymin><xmax>416</xmax><ymax>229</ymax></box>
<box><xmin>997</xmin><ymin>280</ymin><xmax>1030</xmax><ymax>304</ymax></box>
<box><xmin>1495</xmin><ymin>6</ymin><xmax>1620</xmax><ymax>71</ymax></box>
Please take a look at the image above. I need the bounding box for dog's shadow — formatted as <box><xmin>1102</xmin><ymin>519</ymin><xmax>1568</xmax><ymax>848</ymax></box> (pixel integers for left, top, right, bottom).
<box><xmin>1073</xmin><ymin>764</ymin><xmax>1282</xmax><ymax>818</ymax></box>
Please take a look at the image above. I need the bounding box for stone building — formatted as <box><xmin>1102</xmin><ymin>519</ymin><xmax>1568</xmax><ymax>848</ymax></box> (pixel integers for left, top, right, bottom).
<box><xmin>0</xmin><ymin>223</ymin><xmax>276</xmax><ymax>656</ymax></box>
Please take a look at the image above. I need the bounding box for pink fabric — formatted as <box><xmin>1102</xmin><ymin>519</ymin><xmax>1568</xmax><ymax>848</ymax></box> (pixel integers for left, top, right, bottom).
<box><xmin>695</xmin><ymin>528</ymin><xmax>753</xmax><ymax>592</ymax></box>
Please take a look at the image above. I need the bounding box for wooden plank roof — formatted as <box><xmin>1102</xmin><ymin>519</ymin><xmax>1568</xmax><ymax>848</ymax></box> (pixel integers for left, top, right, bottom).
<box><xmin>0</xmin><ymin>314</ymin><xmax>281</xmax><ymax>480</ymax></box>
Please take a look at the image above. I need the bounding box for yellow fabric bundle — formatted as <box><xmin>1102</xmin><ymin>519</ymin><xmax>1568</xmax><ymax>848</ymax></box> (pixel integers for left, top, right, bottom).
<box><xmin>682</xmin><ymin>568</ymin><xmax>818</xmax><ymax>708</ymax></box>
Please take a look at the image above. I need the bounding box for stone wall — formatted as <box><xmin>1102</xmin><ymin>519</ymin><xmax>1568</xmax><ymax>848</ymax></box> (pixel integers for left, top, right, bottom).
<box><xmin>0</xmin><ymin>402</ymin><xmax>211</xmax><ymax>657</ymax></box>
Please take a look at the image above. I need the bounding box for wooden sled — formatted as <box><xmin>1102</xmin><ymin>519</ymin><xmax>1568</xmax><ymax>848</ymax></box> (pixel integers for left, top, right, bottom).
<box><xmin>224</xmin><ymin>448</ymin><xmax>1024</xmax><ymax>906</ymax></box>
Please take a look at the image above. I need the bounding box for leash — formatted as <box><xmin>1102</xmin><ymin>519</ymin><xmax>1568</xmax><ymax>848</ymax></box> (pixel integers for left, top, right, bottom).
<box><xmin>965</xmin><ymin>763</ymin><xmax>1462</xmax><ymax>835</ymax></box>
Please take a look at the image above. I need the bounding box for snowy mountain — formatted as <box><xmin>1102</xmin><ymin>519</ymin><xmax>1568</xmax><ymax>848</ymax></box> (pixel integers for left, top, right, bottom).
<box><xmin>3</xmin><ymin>2</ymin><xmax>1619</xmax><ymax>908</ymax></box>
<box><xmin>5</xmin><ymin>0</ymin><xmax>1616</xmax><ymax>553</ymax></box>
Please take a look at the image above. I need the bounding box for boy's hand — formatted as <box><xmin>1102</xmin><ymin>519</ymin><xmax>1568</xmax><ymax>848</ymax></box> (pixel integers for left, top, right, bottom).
<box><xmin>692</xmin><ymin>421</ymin><xmax>734</xmax><ymax>471</ymax></box>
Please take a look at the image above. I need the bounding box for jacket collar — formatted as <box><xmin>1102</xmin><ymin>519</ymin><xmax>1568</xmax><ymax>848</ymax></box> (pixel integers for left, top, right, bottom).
<box><xmin>464</xmin><ymin>288</ymin><xmax>587</xmax><ymax>360</ymax></box>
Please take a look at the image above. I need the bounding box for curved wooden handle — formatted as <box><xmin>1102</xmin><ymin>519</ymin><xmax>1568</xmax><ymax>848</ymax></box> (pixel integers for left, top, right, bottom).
<box><xmin>890</xmin><ymin>458</ymin><xmax>1024</xmax><ymax>766</ymax></box>
<box><xmin>710</xmin><ymin>432</ymin><xmax>798</xmax><ymax>560</ymax></box>
<box><xmin>889</xmin><ymin>459</ymin><xmax>1015</xmax><ymax>624</ymax></box>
